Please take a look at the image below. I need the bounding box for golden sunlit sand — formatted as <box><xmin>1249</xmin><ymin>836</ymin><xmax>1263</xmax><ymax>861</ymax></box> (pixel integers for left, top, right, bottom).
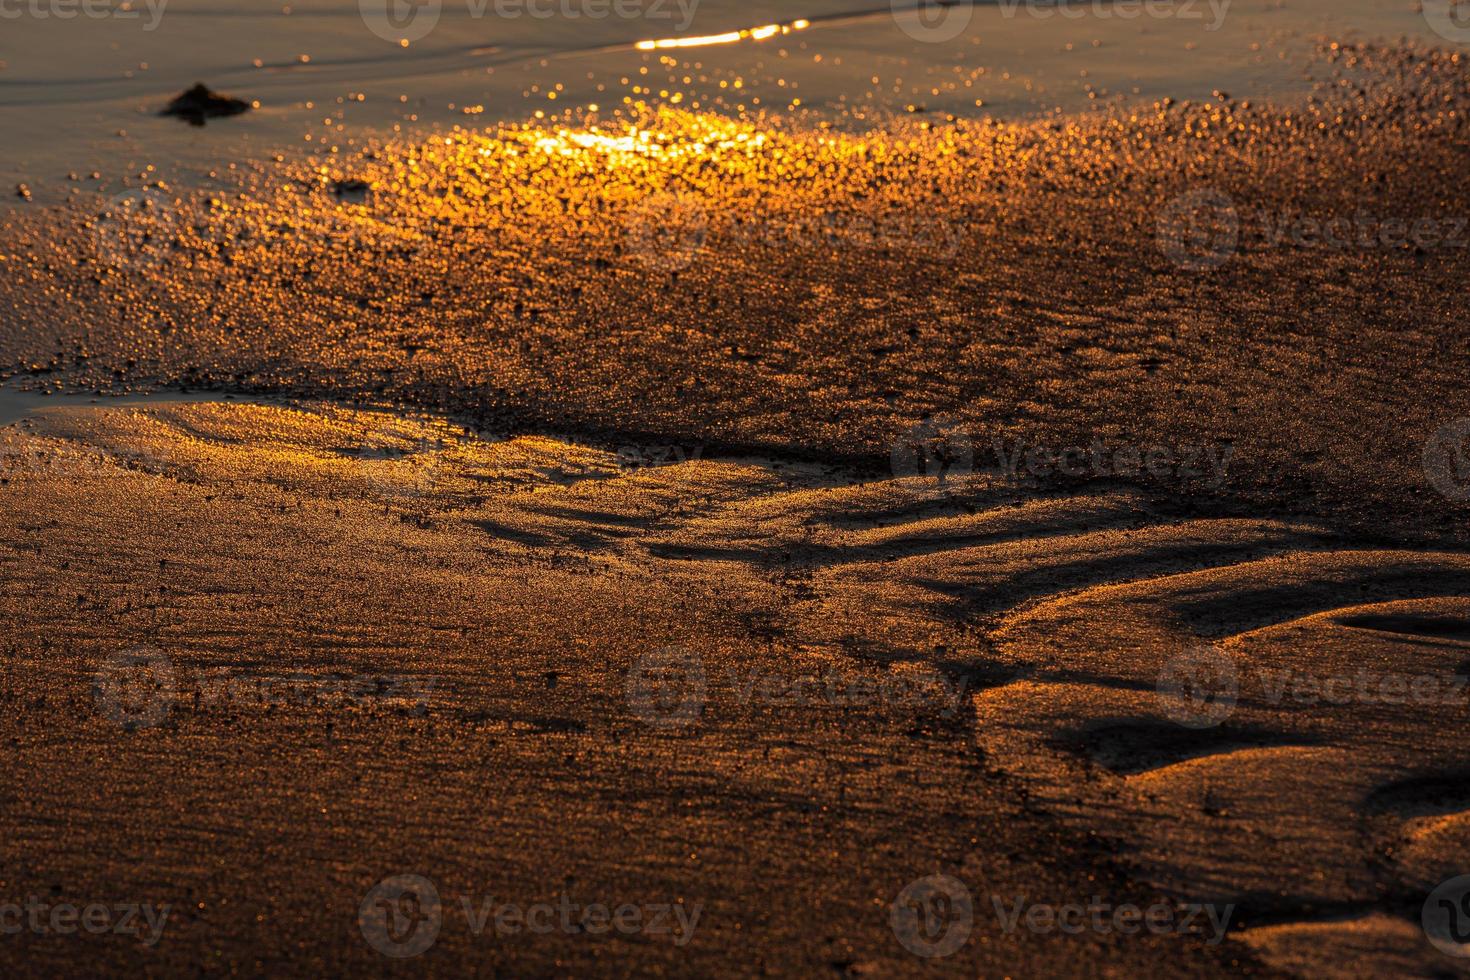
<box><xmin>4</xmin><ymin>41</ymin><xmax>1469</xmax><ymax>535</ymax></box>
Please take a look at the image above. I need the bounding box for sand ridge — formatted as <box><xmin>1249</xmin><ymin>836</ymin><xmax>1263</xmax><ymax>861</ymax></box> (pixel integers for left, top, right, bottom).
<box><xmin>1</xmin><ymin>396</ymin><xmax>1466</xmax><ymax>973</ymax></box>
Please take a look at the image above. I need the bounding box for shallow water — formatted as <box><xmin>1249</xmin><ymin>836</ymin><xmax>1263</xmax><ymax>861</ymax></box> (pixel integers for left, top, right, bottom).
<box><xmin>1</xmin><ymin>0</ymin><xmax>1455</xmax><ymax>203</ymax></box>
<box><xmin>0</xmin><ymin>384</ymin><xmax>250</xmax><ymax>426</ymax></box>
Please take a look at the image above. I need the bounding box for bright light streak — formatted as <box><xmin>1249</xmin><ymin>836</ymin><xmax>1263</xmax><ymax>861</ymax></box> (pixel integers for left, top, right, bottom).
<box><xmin>635</xmin><ymin>16</ymin><xmax>811</xmax><ymax>51</ymax></box>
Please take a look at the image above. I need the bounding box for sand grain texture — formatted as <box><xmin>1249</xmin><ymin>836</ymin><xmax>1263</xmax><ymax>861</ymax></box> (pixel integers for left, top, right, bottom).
<box><xmin>0</xmin><ymin>398</ymin><xmax>1465</xmax><ymax>974</ymax></box>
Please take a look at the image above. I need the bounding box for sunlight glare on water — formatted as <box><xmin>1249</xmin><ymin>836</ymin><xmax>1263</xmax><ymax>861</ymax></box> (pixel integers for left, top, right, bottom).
<box><xmin>635</xmin><ymin>18</ymin><xmax>811</xmax><ymax>50</ymax></box>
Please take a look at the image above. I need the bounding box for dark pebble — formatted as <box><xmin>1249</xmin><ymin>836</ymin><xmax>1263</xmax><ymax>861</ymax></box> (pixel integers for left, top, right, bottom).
<box><xmin>160</xmin><ymin>83</ymin><xmax>251</xmax><ymax>127</ymax></box>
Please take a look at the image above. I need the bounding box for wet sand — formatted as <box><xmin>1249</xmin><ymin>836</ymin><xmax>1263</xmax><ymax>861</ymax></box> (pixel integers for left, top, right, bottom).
<box><xmin>0</xmin><ymin>396</ymin><xmax>1467</xmax><ymax>975</ymax></box>
<box><xmin>7</xmin><ymin>40</ymin><xmax>1470</xmax><ymax>541</ymax></box>
<box><xmin>3</xmin><ymin>1</ymin><xmax>1470</xmax><ymax>976</ymax></box>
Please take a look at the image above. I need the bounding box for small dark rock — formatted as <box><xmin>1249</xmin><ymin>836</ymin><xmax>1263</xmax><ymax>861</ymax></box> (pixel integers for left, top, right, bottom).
<box><xmin>330</xmin><ymin>179</ymin><xmax>372</xmax><ymax>204</ymax></box>
<box><xmin>160</xmin><ymin>83</ymin><xmax>251</xmax><ymax>126</ymax></box>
